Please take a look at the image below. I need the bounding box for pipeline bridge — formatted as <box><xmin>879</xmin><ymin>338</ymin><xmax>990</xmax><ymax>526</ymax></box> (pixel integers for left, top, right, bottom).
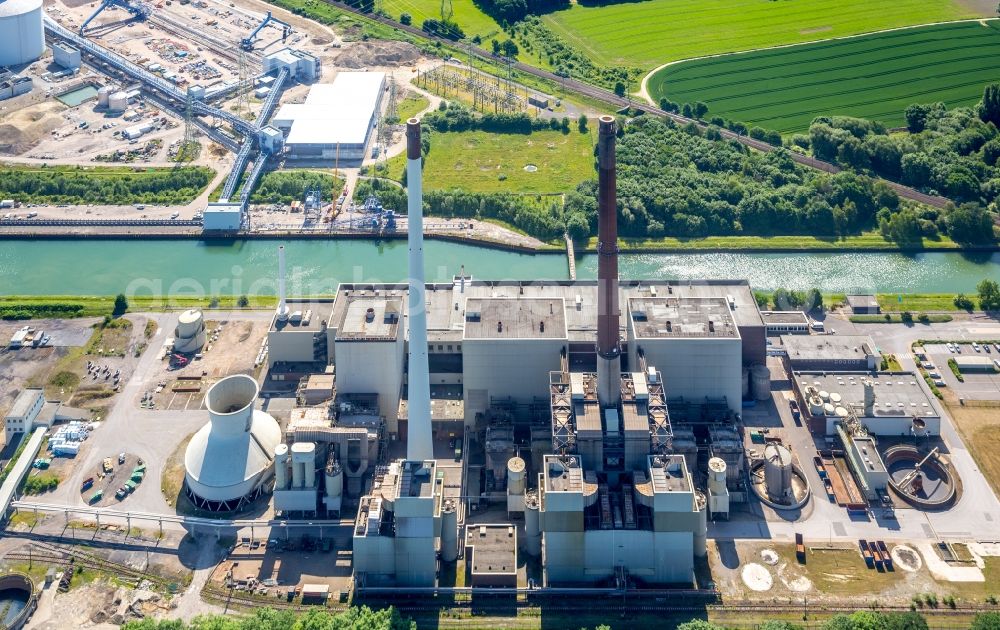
<box><xmin>44</xmin><ymin>17</ymin><xmax>290</xmax><ymax>223</ymax></box>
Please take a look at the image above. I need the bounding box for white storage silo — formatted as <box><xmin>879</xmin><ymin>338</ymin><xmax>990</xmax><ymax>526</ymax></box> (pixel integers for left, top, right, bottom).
<box><xmin>273</xmin><ymin>443</ymin><xmax>289</xmax><ymax>490</ymax></box>
<box><xmin>324</xmin><ymin>458</ymin><xmax>343</xmax><ymax>499</ymax></box>
<box><xmin>173</xmin><ymin>309</ymin><xmax>207</xmax><ymax>354</ymax></box>
<box><xmin>108</xmin><ymin>90</ymin><xmax>128</xmax><ymax>112</ymax></box>
<box><xmin>440</xmin><ymin>499</ymin><xmax>458</xmax><ymax>562</ymax></box>
<box><xmin>523</xmin><ymin>490</ymin><xmax>542</xmax><ymax>557</ymax></box>
<box><xmin>763</xmin><ymin>443</ymin><xmax>793</xmax><ymax>501</ymax></box>
<box><xmin>507</xmin><ymin>456</ymin><xmax>526</xmax><ymax>495</ymax></box>
<box><xmin>751</xmin><ymin>363</ymin><xmax>770</xmax><ymax>401</ymax></box>
<box><xmin>291</xmin><ymin>442</ymin><xmax>316</xmax><ymax>488</ymax></box>
<box><xmin>808</xmin><ymin>396</ymin><xmax>825</xmax><ymax>416</ymax></box>
<box><xmin>98</xmin><ymin>85</ymin><xmax>113</xmax><ymax>108</ymax></box>
<box><xmin>0</xmin><ymin>0</ymin><xmax>45</xmax><ymax>67</ymax></box>
<box><xmin>694</xmin><ymin>491</ymin><xmax>708</xmax><ymax>558</ymax></box>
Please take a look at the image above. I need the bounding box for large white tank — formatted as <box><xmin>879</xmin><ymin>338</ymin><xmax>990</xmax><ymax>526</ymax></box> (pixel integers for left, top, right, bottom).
<box><xmin>108</xmin><ymin>91</ymin><xmax>128</xmax><ymax>112</ymax></box>
<box><xmin>507</xmin><ymin>456</ymin><xmax>526</xmax><ymax>495</ymax></box>
<box><xmin>98</xmin><ymin>85</ymin><xmax>113</xmax><ymax>108</ymax></box>
<box><xmin>694</xmin><ymin>491</ymin><xmax>708</xmax><ymax>558</ymax></box>
<box><xmin>0</xmin><ymin>0</ymin><xmax>44</xmax><ymax>67</ymax></box>
<box><xmin>292</xmin><ymin>442</ymin><xmax>316</xmax><ymax>488</ymax></box>
<box><xmin>763</xmin><ymin>443</ymin><xmax>793</xmax><ymax>501</ymax></box>
<box><xmin>273</xmin><ymin>443</ymin><xmax>289</xmax><ymax>491</ymax></box>
<box><xmin>183</xmin><ymin>374</ymin><xmax>282</xmax><ymax>510</ymax></box>
<box><xmin>808</xmin><ymin>396</ymin><xmax>825</xmax><ymax>416</ymax></box>
<box><xmin>523</xmin><ymin>490</ymin><xmax>542</xmax><ymax>557</ymax></box>
<box><xmin>440</xmin><ymin>500</ymin><xmax>458</xmax><ymax>562</ymax></box>
<box><xmin>751</xmin><ymin>363</ymin><xmax>770</xmax><ymax>401</ymax></box>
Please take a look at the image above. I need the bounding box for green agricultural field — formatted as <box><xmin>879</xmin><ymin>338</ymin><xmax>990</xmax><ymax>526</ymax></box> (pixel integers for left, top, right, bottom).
<box><xmin>383</xmin><ymin>129</ymin><xmax>595</xmax><ymax>193</ymax></box>
<box><xmin>542</xmin><ymin>0</ymin><xmax>977</xmax><ymax>69</ymax></box>
<box><xmin>648</xmin><ymin>20</ymin><xmax>1000</xmax><ymax>133</ymax></box>
<box><xmin>383</xmin><ymin>0</ymin><xmax>502</xmax><ymax>39</ymax></box>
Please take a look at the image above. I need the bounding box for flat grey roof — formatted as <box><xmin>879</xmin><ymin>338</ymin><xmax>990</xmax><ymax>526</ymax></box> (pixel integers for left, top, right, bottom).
<box><xmin>783</xmin><ymin>335</ymin><xmax>878</xmax><ymax>362</ymax></box>
<box><xmin>852</xmin><ymin>436</ymin><xmax>886</xmax><ymax>473</ymax></box>
<box><xmin>628</xmin><ymin>296</ymin><xmax>738</xmax><ymax>338</ymax></box>
<box><xmin>846</xmin><ymin>295</ymin><xmax>879</xmax><ymax>308</ymax></box>
<box><xmin>334</xmin><ymin>279</ymin><xmax>764</xmax><ymax>345</ymax></box>
<box><xmin>464</xmin><ymin>297</ymin><xmax>567</xmax><ymax>340</ymax></box>
<box><xmin>270</xmin><ymin>301</ymin><xmax>331</xmax><ymax>333</ymax></box>
<box><xmin>6</xmin><ymin>388</ymin><xmax>42</xmax><ymax>420</ymax></box>
<box><xmin>648</xmin><ymin>454</ymin><xmax>690</xmax><ymax>493</ymax></box>
<box><xmin>333</xmin><ymin>295</ymin><xmax>401</xmax><ymax>341</ymax></box>
<box><xmin>466</xmin><ymin>524</ymin><xmax>517</xmax><ymax>575</ymax></box>
<box><xmin>761</xmin><ymin>310</ymin><xmax>809</xmax><ymax>325</ymax></box>
<box><xmin>794</xmin><ymin>371</ymin><xmax>937</xmax><ymax>419</ymax></box>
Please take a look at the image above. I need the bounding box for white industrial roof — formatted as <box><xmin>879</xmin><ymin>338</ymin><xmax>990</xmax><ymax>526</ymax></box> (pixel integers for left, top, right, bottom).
<box><xmin>283</xmin><ymin>72</ymin><xmax>385</xmax><ymax>146</ymax></box>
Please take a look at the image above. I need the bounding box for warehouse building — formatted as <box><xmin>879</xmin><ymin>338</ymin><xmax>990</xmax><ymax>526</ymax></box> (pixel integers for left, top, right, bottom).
<box><xmin>51</xmin><ymin>41</ymin><xmax>80</xmax><ymax>70</ymax></box>
<box><xmin>273</xmin><ymin>72</ymin><xmax>385</xmax><ymax>161</ymax></box>
<box><xmin>783</xmin><ymin>334</ymin><xmax>880</xmax><ymax>371</ymax></box>
<box><xmin>262</xmin><ymin>47</ymin><xmax>319</xmax><ymax>82</ymax></box>
<box><xmin>4</xmin><ymin>388</ymin><xmax>44</xmax><ymax>442</ymax></box>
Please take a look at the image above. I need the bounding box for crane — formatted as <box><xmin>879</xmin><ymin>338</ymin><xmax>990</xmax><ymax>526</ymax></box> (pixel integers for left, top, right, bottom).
<box><xmin>79</xmin><ymin>0</ymin><xmax>150</xmax><ymax>35</ymax></box>
<box><xmin>240</xmin><ymin>11</ymin><xmax>292</xmax><ymax>51</ymax></box>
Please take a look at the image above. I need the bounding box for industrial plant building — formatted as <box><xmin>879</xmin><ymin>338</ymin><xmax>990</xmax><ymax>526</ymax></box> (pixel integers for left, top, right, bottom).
<box><xmin>272</xmin><ymin>71</ymin><xmax>385</xmax><ymax>161</ymax></box>
<box><xmin>783</xmin><ymin>334</ymin><xmax>880</xmax><ymax>371</ymax></box>
<box><xmin>792</xmin><ymin>371</ymin><xmax>940</xmax><ymax>436</ymax></box>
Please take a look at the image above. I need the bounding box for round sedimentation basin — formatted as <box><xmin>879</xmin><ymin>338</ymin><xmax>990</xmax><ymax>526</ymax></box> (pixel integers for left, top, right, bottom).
<box><xmin>884</xmin><ymin>445</ymin><xmax>957</xmax><ymax>509</ymax></box>
<box><xmin>0</xmin><ymin>574</ymin><xmax>36</xmax><ymax>629</ymax></box>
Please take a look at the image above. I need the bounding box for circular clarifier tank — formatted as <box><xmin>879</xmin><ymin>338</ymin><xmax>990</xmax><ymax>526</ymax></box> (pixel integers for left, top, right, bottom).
<box><xmin>884</xmin><ymin>445</ymin><xmax>957</xmax><ymax>509</ymax></box>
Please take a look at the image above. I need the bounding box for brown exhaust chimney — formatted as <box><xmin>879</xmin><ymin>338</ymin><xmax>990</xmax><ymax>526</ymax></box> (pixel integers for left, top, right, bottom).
<box><xmin>596</xmin><ymin>115</ymin><xmax>621</xmax><ymax>407</ymax></box>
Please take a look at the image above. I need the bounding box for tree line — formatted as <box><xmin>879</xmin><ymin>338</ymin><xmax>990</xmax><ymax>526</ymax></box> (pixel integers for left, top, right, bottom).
<box><xmin>563</xmin><ymin>115</ymin><xmax>903</xmax><ymax>239</ymax></box>
<box><xmin>789</xmin><ymin>84</ymin><xmax>1000</xmax><ymax>244</ymax></box>
<box><xmin>249</xmin><ymin>170</ymin><xmax>343</xmax><ymax>205</ymax></box>
<box><xmin>0</xmin><ymin>166</ymin><xmax>214</xmax><ymax>206</ymax></box>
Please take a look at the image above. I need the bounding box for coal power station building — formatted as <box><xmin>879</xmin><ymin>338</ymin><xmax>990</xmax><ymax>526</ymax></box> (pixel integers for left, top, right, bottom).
<box><xmin>266</xmin><ymin>118</ymin><xmax>769</xmax><ymax>589</ymax></box>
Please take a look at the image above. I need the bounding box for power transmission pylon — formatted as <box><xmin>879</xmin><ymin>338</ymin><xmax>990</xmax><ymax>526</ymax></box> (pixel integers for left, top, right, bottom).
<box><xmin>182</xmin><ymin>88</ymin><xmax>196</xmax><ymax>160</ymax></box>
<box><xmin>236</xmin><ymin>47</ymin><xmax>250</xmax><ymax>119</ymax></box>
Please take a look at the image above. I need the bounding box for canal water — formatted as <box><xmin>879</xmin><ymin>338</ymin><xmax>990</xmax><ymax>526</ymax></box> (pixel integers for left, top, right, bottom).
<box><xmin>1</xmin><ymin>239</ymin><xmax>999</xmax><ymax>296</ymax></box>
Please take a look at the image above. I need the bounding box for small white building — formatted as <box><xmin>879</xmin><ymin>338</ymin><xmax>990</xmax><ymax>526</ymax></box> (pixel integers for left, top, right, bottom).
<box><xmin>202</xmin><ymin>202</ymin><xmax>242</xmax><ymax>231</ymax></box>
<box><xmin>0</xmin><ymin>76</ymin><xmax>31</xmax><ymax>101</ymax></box>
<box><xmin>122</xmin><ymin>122</ymin><xmax>153</xmax><ymax>140</ymax></box>
<box><xmin>4</xmin><ymin>388</ymin><xmax>44</xmax><ymax>442</ymax></box>
<box><xmin>263</xmin><ymin>48</ymin><xmax>319</xmax><ymax>82</ymax></box>
<box><xmin>51</xmin><ymin>41</ymin><xmax>80</xmax><ymax>70</ymax></box>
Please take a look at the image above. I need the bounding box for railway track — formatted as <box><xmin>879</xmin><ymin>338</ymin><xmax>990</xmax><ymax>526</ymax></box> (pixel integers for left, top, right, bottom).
<box><xmin>4</xmin><ymin>541</ymin><xmax>175</xmax><ymax>589</ymax></box>
<box><xmin>310</xmin><ymin>0</ymin><xmax>950</xmax><ymax>209</ymax></box>
<box><xmin>149</xmin><ymin>13</ymin><xmax>261</xmax><ymax>69</ymax></box>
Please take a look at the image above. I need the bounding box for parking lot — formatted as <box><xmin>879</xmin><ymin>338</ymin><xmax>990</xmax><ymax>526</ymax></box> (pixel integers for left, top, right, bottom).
<box><xmin>923</xmin><ymin>342</ymin><xmax>1000</xmax><ymax>401</ymax></box>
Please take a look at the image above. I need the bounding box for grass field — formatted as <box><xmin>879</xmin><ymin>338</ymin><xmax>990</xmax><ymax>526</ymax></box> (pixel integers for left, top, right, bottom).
<box><xmin>648</xmin><ymin>20</ymin><xmax>1000</xmax><ymax>132</ymax></box>
<box><xmin>584</xmin><ymin>230</ymin><xmax>962</xmax><ymax>252</ymax></box>
<box><xmin>384</xmin><ymin>129</ymin><xmax>595</xmax><ymax>193</ymax></box>
<box><xmin>383</xmin><ymin>0</ymin><xmax>502</xmax><ymax>39</ymax></box>
<box><xmin>542</xmin><ymin>0</ymin><xmax>976</xmax><ymax>69</ymax></box>
<box><xmin>397</xmin><ymin>92</ymin><xmax>431</xmax><ymax>121</ymax></box>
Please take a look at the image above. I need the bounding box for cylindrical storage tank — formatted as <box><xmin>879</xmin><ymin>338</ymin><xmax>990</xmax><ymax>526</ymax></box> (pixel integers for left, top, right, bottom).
<box><xmin>98</xmin><ymin>86</ymin><xmax>113</xmax><ymax>108</ymax></box>
<box><xmin>507</xmin><ymin>456</ymin><xmax>526</xmax><ymax>495</ymax></box>
<box><xmin>174</xmin><ymin>309</ymin><xmax>207</xmax><ymax>353</ymax></box>
<box><xmin>708</xmin><ymin>457</ymin><xmax>727</xmax><ymax>493</ymax></box>
<box><xmin>523</xmin><ymin>490</ymin><xmax>542</xmax><ymax>557</ymax></box>
<box><xmin>829</xmin><ymin>392</ymin><xmax>842</xmax><ymax>405</ymax></box>
<box><xmin>273</xmin><ymin>443</ymin><xmax>289</xmax><ymax>490</ymax></box>
<box><xmin>912</xmin><ymin>417</ymin><xmax>927</xmax><ymax>438</ymax></box>
<box><xmin>324</xmin><ymin>459</ymin><xmax>343</xmax><ymax>498</ymax></box>
<box><xmin>108</xmin><ymin>91</ymin><xmax>128</xmax><ymax>111</ymax></box>
<box><xmin>751</xmin><ymin>363</ymin><xmax>770</xmax><ymax>401</ymax></box>
<box><xmin>809</xmin><ymin>396</ymin><xmax>825</xmax><ymax>416</ymax></box>
<box><xmin>763</xmin><ymin>443</ymin><xmax>793</xmax><ymax>500</ymax></box>
<box><xmin>440</xmin><ymin>500</ymin><xmax>458</xmax><ymax>562</ymax></box>
<box><xmin>292</xmin><ymin>442</ymin><xmax>316</xmax><ymax>488</ymax></box>
<box><xmin>835</xmin><ymin>406</ymin><xmax>849</xmax><ymax>420</ymax></box>
<box><xmin>742</xmin><ymin>367</ymin><xmax>750</xmax><ymax>399</ymax></box>
<box><xmin>819</xmin><ymin>390</ymin><xmax>830</xmax><ymax>402</ymax></box>
<box><xmin>0</xmin><ymin>0</ymin><xmax>45</xmax><ymax>67</ymax></box>
<box><xmin>694</xmin><ymin>491</ymin><xmax>708</xmax><ymax>557</ymax></box>
<box><xmin>823</xmin><ymin>403</ymin><xmax>835</xmax><ymax>416</ymax></box>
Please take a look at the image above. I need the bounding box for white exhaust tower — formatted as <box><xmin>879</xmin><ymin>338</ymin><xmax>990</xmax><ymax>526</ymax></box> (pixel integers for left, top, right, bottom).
<box><xmin>405</xmin><ymin>118</ymin><xmax>432</xmax><ymax>463</ymax></box>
